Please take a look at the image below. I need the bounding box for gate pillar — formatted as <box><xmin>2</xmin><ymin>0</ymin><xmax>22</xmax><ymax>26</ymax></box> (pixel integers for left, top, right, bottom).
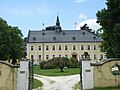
<box><xmin>82</xmin><ymin>59</ymin><xmax>94</xmax><ymax>90</ymax></box>
<box><xmin>17</xmin><ymin>59</ymin><xmax>29</xmax><ymax>90</ymax></box>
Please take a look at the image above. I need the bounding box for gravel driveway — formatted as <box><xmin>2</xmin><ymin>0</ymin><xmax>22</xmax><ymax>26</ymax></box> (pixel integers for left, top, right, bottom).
<box><xmin>34</xmin><ymin>74</ymin><xmax>80</xmax><ymax>90</ymax></box>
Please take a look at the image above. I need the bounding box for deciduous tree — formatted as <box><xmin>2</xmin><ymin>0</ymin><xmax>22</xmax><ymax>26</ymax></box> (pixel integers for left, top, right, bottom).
<box><xmin>96</xmin><ymin>0</ymin><xmax>120</xmax><ymax>58</ymax></box>
<box><xmin>0</xmin><ymin>17</ymin><xmax>23</xmax><ymax>64</ymax></box>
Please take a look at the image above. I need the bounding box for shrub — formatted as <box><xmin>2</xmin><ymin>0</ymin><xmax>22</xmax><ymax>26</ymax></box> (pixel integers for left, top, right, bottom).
<box><xmin>39</xmin><ymin>60</ymin><xmax>46</xmax><ymax>69</ymax></box>
<box><xmin>39</xmin><ymin>57</ymin><xmax>79</xmax><ymax>69</ymax></box>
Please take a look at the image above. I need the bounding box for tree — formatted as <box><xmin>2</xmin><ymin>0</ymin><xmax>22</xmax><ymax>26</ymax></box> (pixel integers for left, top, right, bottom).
<box><xmin>96</xmin><ymin>0</ymin><xmax>120</xmax><ymax>58</ymax></box>
<box><xmin>9</xmin><ymin>26</ymin><xmax>23</xmax><ymax>64</ymax></box>
<box><xmin>0</xmin><ymin>17</ymin><xmax>23</xmax><ymax>64</ymax></box>
<box><xmin>0</xmin><ymin>18</ymin><xmax>11</xmax><ymax>60</ymax></box>
<box><xmin>59</xmin><ymin>57</ymin><xmax>69</xmax><ymax>72</ymax></box>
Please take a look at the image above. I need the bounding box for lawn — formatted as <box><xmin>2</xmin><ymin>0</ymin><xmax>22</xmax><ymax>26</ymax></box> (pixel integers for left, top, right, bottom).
<box><xmin>93</xmin><ymin>87</ymin><xmax>120</xmax><ymax>90</ymax></box>
<box><xmin>73</xmin><ymin>81</ymin><xmax>80</xmax><ymax>90</ymax></box>
<box><xmin>72</xmin><ymin>83</ymin><xmax>120</xmax><ymax>90</ymax></box>
<box><xmin>34</xmin><ymin>66</ymin><xmax>80</xmax><ymax>76</ymax></box>
<box><xmin>34</xmin><ymin>78</ymin><xmax>43</xmax><ymax>89</ymax></box>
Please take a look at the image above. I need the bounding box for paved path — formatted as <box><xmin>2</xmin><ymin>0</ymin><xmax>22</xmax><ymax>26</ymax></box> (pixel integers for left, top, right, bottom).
<box><xmin>34</xmin><ymin>74</ymin><xmax>80</xmax><ymax>90</ymax></box>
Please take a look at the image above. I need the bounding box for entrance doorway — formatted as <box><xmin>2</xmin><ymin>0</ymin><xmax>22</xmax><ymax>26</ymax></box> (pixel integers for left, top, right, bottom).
<box><xmin>72</xmin><ymin>55</ymin><xmax>77</xmax><ymax>59</ymax></box>
<box><xmin>72</xmin><ymin>52</ymin><xmax>77</xmax><ymax>59</ymax></box>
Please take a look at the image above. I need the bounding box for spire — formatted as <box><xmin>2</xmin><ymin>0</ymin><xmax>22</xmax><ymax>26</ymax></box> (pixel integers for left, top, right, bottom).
<box><xmin>56</xmin><ymin>15</ymin><xmax>60</xmax><ymax>26</ymax></box>
<box><xmin>55</xmin><ymin>15</ymin><xmax>62</xmax><ymax>32</ymax></box>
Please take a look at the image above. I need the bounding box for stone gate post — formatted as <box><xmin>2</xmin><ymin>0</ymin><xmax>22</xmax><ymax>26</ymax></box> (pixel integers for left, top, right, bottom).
<box><xmin>82</xmin><ymin>59</ymin><xmax>94</xmax><ymax>90</ymax></box>
<box><xmin>17</xmin><ymin>59</ymin><xmax>29</xmax><ymax>90</ymax></box>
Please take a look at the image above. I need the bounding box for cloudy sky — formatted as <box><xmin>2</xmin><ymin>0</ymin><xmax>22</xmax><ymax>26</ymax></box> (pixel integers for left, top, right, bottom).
<box><xmin>0</xmin><ymin>0</ymin><xmax>106</xmax><ymax>37</ymax></box>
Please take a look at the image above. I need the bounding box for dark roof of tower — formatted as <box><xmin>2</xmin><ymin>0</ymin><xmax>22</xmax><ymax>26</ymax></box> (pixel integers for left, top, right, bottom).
<box><xmin>56</xmin><ymin>15</ymin><xmax>60</xmax><ymax>26</ymax></box>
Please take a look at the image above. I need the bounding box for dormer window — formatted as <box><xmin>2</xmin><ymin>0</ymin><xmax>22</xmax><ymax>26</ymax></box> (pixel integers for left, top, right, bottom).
<box><xmin>33</xmin><ymin>37</ymin><xmax>36</xmax><ymax>41</ymax></box>
<box><xmin>53</xmin><ymin>37</ymin><xmax>56</xmax><ymax>40</ymax></box>
<box><xmin>93</xmin><ymin>36</ymin><xmax>96</xmax><ymax>40</ymax></box>
<box><xmin>42</xmin><ymin>33</ymin><xmax>45</xmax><ymax>35</ymax></box>
<box><xmin>82</xmin><ymin>32</ymin><xmax>85</xmax><ymax>35</ymax></box>
<box><xmin>63</xmin><ymin>32</ymin><xmax>65</xmax><ymax>35</ymax></box>
<box><xmin>72</xmin><ymin>37</ymin><xmax>76</xmax><ymax>40</ymax></box>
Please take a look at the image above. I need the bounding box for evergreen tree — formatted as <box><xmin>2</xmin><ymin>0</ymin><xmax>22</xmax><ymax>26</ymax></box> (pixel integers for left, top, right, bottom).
<box><xmin>96</xmin><ymin>0</ymin><xmax>120</xmax><ymax>58</ymax></box>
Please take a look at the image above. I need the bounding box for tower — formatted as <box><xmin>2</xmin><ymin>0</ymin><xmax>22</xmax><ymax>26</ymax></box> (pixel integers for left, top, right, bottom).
<box><xmin>55</xmin><ymin>15</ymin><xmax>62</xmax><ymax>32</ymax></box>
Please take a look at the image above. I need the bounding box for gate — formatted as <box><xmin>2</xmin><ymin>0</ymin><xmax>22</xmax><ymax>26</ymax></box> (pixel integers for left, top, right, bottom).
<box><xmin>29</xmin><ymin>59</ymin><xmax>34</xmax><ymax>90</ymax></box>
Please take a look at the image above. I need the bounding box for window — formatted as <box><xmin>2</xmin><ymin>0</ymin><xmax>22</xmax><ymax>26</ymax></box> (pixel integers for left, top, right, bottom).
<box><xmin>65</xmin><ymin>55</ymin><xmax>68</xmax><ymax>57</ymax></box>
<box><xmin>93</xmin><ymin>36</ymin><xmax>96</xmax><ymax>40</ymax></box>
<box><xmin>65</xmin><ymin>45</ymin><xmax>68</xmax><ymax>50</ymax></box>
<box><xmin>88</xmin><ymin>55</ymin><xmax>90</xmax><ymax>59</ymax></box>
<box><xmin>42</xmin><ymin>33</ymin><xmax>45</xmax><ymax>35</ymax></box>
<box><xmin>94</xmin><ymin>45</ymin><xmax>96</xmax><ymax>50</ymax></box>
<box><xmin>94</xmin><ymin>55</ymin><xmax>97</xmax><ymax>59</ymax></box>
<box><xmin>82</xmin><ymin>32</ymin><xmax>85</xmax><ymax>35</ymax></box>
<box><xmin>100</xmin><ymin>54</ymin><xmax>103</xmax><ymax>59</ymax></box>
<box><xmin>59</xmin><ymin>45</ymin><xmax>61</xmax><ymax>50</ymax></box>
<box><xmin>31</xmin><ymin>55</ymin><xmax>34</xmax><ymax>60</ymax></box>
<box><xmin>63</xmin><ymin>32</ymin><xmax>65</xmax><ymax>35</ymax></box>
<box><xmin>46</xmin><ymin>45</ymin><xmax>49</xmax><ymax>50</ymax></box>
<box><xmin>46</xmin><ymin>55</ymin><xmax>49</xmax><ymax>60</ymax></box>
<box><xmin>52</xmin><ymin>45</ymin><xmax>55</xmax><ymax>50</ymax></box>
<box><xmin>53</xmin><ymin>37</ymin><xmax>56</xmax><ymax>40</ymax></box>
<box><xmin>81</xmin><ymin>55</ymin><xmax>84</xmax><ymax>59</ymax></box>
<box><xmin>81</xmin><ymin>45</ymin><xmax>84</xmax><ymax>50</ymax></box>
<box><xmin>72</xmin><ymin>37</ymin><xmax>76</xmax><ymax>40</ymax></box>
<box><xmin>59</xmin><ymin>55</ymin><xmax>61</xmax><ymax>57</ymax></box>
<box><xmin>73</xmin><ymin>45</ymin><xmax>76</xmax><ymax>50</ymax></box>
<box><xmin>53</xmin><ymin>55</ymin><xmax>55</xmax><ymax>58</ymax></box>
<box><xmin>39</xmin><ymin>55</ymin><xmax>41</xmax><ymax>60</ymax></box>
<box><xmin>39</xmin><ymin>46</ymin><xmax>41</xmax><ymax>51</ymax></box>
<box><xmin>88</xmin><ymin>45</ymin><xmax>90</xmax><ymax>50</ymax></box>
<box><xmin>31</xmin><ymin>46</ymin><xmax>34</xmax><ymax>51</ymax></box>
<box><xmin>33</xmin><ymin>37</ymin><xmax>36</xmax><ymax>41</ymax></box>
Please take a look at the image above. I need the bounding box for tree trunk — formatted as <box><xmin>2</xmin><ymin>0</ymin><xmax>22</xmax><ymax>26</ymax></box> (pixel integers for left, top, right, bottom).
<box><xmin>60</xmin><ymin>67</ymin><xmax>64</xmax><ymax>72</ymax></box>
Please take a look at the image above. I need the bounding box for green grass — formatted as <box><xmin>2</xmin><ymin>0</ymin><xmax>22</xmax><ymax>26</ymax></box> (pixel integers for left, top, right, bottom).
<box><xmin>74</xmin><ymin>82</ymin><xmax>120</xmax><ymax>90</ymax></box>
<box><xmin>34</xmin><ymin>66</ymin><xmax>80</xmax><ymax>76</ymax></box>
<box><xmin>93</xmin><ymin>86</ymin><xmax>120</xmax><ymax>90</ymax></box>
<box><xmin>72</xmin><ymin>83</ymin><xmax>120</xmax><ymax>90</ymax></box>
<box><xmin>73</xmin><ymin>81</ymin><xmax>80</xmax><ymax>90</ymax></box>
<box><xmin>34</xmin><ymin>78</ymin><xmax>43</xmax><ymax>89</ymax></box>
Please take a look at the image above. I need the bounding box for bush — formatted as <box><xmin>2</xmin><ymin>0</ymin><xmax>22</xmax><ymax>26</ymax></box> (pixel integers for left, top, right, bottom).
<box><xmin>39</xmin><ymin>60</ymin><xmax>46</xmax><ymax>69</ymax></box>
<box><xmin>39</xmin><ymin>57</ymin><xmax>80</xmax><ymax>69</ymax></box>
<box><xmin>69</xmin><ymin>58</ymin><xmax>79</xmax><ymax>68</ymax></box>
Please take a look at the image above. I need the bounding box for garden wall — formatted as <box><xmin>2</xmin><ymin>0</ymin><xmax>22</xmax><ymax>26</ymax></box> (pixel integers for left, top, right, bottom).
<box><xmin>91</xmin><ymin>58</ymin><xmax>120</xmax><ymax>88</ymax></box>
<box><xmin>0</xmin><ymin>61</ymin><xmax>19</xmax><ymax>90</ymax></box>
